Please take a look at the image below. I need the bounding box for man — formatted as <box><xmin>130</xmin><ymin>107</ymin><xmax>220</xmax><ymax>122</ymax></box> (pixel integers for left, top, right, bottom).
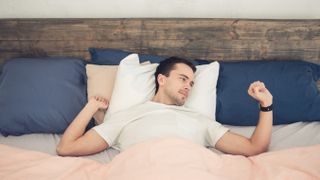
<box><xmin>57</xmin><ymin>57</ymin><xmax>273</xmax><ymax>157</ymax></box>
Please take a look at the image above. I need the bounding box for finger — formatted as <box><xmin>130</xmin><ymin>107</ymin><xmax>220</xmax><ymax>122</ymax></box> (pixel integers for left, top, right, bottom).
<box><xmin>253</xmin><ymin>86</ymin><xmax>260</xmax><ymax>93</ymax></box>
<box><xmin>258</xmin><ymin>82</ymin><xmax>267</xmax><ymax>92</ymax></box>
<box><xmin>248</xmin><ymin>82</ymin><xmax>256</xmax><ymax>91</ymax></box>
<box><xmin>248</xmin><ymin>83</ymin><xmax>256</xmax><ymax>95</ymax></box>
<box><xmin>254</xmin><ymin>81</ymin><xmax>261</xmax><ymax>87</ymax></box>
<box><xmin>253</xmin><ymin>81</ymin><xmax>264</xmax><ymax>90</ymax></box>
<box><xmin>251</xmin><ymin>82</ymin><xmax>260</xmax><ymax>91</ymax></box>
<box><xmin>248</xmin><ymin>81</ymin><xmax>261</xmax><ymax>94</ymax></box>
<box><xmin>256</xmin><ymin>82</ymin><xmax>265</xmax><ymax>89</ymax></box>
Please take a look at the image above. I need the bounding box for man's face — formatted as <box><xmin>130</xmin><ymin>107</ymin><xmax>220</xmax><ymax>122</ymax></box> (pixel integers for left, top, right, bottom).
<box><xmin>159</xmin><ymin>63</ymin><xmax>195</xmax><ymax>106</ymax></box>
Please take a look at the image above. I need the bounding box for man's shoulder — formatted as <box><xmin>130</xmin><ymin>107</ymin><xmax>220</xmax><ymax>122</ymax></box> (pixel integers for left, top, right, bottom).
<box><xmin>108</xmin><ymin>101</ymin><xmax>155</xmax><ymax>118</ymax></box>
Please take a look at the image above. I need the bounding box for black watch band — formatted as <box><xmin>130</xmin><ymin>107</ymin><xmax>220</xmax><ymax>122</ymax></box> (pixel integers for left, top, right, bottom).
<box><xmin>259</xmin><ymin>104</ymin><xmax>273</xmax><ymax>112</ymax></box>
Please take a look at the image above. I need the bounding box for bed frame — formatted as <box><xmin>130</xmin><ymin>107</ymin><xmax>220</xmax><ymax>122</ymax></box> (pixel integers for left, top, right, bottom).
<box><xmin>0</xmin><ymin>18</ymin><xmax>319</xmax><ymax>86</ymax></box>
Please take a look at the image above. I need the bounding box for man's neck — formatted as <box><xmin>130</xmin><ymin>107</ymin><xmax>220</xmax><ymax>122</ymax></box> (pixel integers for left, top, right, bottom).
<box><xmin>151</xmin><ymin>92</ymin><xmax>173</xmax><ymax>105</ymax></box>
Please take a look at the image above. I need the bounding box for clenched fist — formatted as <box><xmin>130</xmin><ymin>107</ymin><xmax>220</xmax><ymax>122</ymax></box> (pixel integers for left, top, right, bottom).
<box><xmin>248</xmin><ymin>81</ymin><xmax>273</xmax><ymax>107</ymax></box>
<box><xmin>88</xmin><ymin>96</ymin><xmax>109</xmax><ymax>111</ymax></box>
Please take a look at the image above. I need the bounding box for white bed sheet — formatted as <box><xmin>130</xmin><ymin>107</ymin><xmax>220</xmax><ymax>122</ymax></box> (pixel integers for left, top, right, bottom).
<box><xmin>0</xmin><ymin>133</ymin><xmax>119</xmax><ymax>163</ymax></box>
<box><xmin>1</xmin><ymin>121</ymin><xmax>320</xmax><ymax>163</ymax></box>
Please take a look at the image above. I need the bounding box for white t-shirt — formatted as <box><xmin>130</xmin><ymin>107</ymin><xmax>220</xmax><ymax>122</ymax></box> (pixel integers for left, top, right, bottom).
<box><xmin>93</xmin><ymin>101</ymin><xmax>228</xmax><ymax>151</ymax></box>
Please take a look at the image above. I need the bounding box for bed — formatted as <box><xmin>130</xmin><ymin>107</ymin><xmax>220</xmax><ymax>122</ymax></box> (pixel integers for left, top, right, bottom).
<box><xmin>0</xmin><ymin>18</ymin><xmax>320</xmax><ymax>179</ymax></box>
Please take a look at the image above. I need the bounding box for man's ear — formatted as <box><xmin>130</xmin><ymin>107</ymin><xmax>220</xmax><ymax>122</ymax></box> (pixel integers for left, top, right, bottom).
<box><xmin>157</xmin><ymin>74</ymin><xmax>166</xmax><ymax>86</ymax></box>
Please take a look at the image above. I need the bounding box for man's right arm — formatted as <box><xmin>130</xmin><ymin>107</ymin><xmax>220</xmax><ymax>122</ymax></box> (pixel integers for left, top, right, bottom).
<box><xmin>56</xmin><ymin>96</ymin><xmax>109</xmax><ymax>156</ymax></box>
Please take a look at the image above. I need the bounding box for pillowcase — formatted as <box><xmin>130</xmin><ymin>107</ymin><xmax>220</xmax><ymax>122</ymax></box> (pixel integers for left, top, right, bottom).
<box><xmin>184</xmin><ymin>61</ymin><xmax>219</xmax><ymax>118</ymax></box>
<box><xmin>86</xmin><ymin>64</ymin><xmax>118</xmax><ymax>124</ymax></box>
<box><xmin>0</xmin><ymin>58</ymin><xmax>87</xmax><ymax>136</ymax></box>
<box><xmin>216</xmin><ymin>60</ymin><xmax>320</xmax><ymax>126</ymax></box>
<box><xmin>105</xmin><ymin>54</ymin><xmax>220</xmax><ymax>120</ymax></box>
<box><xmin>89</xmin><ymin>48</ymin><xmax>167</xmax><ymax>64</ymax></box>
<box><xmin>105</xmin><ymin>54</ymin><xmax>158</xmax><ymax>118</ymax></box>
<box><xmin>89</xmin><ymin>48</ymin><xmax>131</xmax><ymax>65</ymax></box>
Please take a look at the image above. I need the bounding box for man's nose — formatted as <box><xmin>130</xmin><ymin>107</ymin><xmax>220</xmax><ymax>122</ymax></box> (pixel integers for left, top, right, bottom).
<box><xmin>184</xmin><ymin>83</ymin><xmax>191</xmax><ymax>90</ymax></box>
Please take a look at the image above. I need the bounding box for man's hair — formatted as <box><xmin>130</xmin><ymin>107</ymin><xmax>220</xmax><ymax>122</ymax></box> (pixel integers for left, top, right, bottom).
<box><xmin>154</xmin><ymin>56</ymin><xmax>196</xmax><ymax>93</ymax></box>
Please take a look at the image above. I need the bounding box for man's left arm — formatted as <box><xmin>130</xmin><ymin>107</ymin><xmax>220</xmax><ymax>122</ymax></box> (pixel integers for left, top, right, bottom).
<box><xmin>215</xmin><ymin>81</ymin><xmax>273</xmax><ymax>156</ymax></box>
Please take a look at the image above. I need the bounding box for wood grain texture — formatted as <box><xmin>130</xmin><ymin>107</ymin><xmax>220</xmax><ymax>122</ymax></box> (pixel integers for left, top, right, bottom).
<box><xmin>0</xmin><ymin>18</ymin><xmax>319</xmax><ymax>65</ymax></box>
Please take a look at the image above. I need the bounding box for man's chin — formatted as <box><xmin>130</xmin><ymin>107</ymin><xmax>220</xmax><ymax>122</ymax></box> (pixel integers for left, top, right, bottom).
<box><xmin>176</xmin><ymin>99</ymin><xmax>186</xmax><ymax>106</ymax></box>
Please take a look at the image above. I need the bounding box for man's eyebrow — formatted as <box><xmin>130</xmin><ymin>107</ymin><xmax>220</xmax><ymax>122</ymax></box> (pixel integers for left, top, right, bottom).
<box><xmin>178</xmin><ymin>74</ymin><xmax>190</xmax><ymax>79</ymax></box>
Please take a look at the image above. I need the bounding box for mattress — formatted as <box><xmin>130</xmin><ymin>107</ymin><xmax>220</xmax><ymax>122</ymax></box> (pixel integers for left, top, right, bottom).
<box><xmin>1</xmin><ymin>121</ymin><xmax>320</xmax><ymax>163</ymax></box>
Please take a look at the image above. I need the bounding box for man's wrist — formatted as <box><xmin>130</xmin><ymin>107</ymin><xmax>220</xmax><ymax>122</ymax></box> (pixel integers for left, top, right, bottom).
<box><xmin>85</xmin><ymin>102</ymin><xmax>99</xmax><ymax>114</ymax></box>
<box><xmin>259</xmin><ymin>103</ymin><xmax>273</xmax><ymax>112</ymax></box>
<box><xmin>259</xmin><ymin>99</ymin><xmax>272</xmax><ymax>107</ymax></box>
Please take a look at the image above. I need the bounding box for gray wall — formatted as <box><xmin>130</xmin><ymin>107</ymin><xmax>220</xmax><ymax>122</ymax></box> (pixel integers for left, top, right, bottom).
<box><xmin>0</xmin><ymin>0</ymin><xmax>319</xmax><ymax>19</ymax></box>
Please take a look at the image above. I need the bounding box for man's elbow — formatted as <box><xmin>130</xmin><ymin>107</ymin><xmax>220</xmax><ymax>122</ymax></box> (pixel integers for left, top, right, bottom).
<box><xmin>56</xmin><ymin>144</ymin><xmax>73</xmax><ymax>156</ymax></box>
<box><xmin>246</xmin><ymin>144</ymin><xmax>269</xmax><ymax>156</ymax></box>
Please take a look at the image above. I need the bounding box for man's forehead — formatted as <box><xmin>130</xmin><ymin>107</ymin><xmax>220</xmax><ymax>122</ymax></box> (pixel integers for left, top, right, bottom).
<box><xmin>171</xmin><ymin>64</ymin><xmax>194</xmax><ymax>79</ymax></box>
<box><xmin>172</xmin><ymin>63</ymin><xmax>194</xmax><ymax>73</ymax></box>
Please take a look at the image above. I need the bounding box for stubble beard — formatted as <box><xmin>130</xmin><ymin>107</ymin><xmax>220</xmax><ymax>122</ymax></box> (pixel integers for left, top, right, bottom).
<box><xmin>167</xmin><ymin>91</ymin><xmax>185</xmax><ymax>106</ymax></box>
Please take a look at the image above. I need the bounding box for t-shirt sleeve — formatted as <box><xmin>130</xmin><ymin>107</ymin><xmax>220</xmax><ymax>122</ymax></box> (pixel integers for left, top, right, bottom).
<box><xmin>205</xmin><ymin>120</ymin><xmax>229</xmax><ymax>147</ymax></box>
<box><xmin>93</xmin><ymin>114</ymin><xmax>127</xmax><ymax>147</ymax></box>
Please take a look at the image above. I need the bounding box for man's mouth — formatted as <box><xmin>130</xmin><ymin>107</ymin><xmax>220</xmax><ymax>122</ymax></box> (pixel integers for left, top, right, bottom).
<box><xmin>179</xmin><ymin>90</ymin><xmax>188</xmax><ymax>98</ymax></box>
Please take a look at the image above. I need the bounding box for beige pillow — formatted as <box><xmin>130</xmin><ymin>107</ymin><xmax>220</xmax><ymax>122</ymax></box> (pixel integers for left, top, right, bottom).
<box><xmin>86</xmin><ymin>64</ymin><xmax>118</xmax><ymax>125</ymax></box>
<box><xmin>86</xmin><ymin>61</ymin><xmax>151</xmax><ymax>125</ymax></box>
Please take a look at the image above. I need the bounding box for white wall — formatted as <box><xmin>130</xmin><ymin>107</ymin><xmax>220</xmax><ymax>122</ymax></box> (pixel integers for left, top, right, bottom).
<box><xmin>0</xmin><ymin>0</ymin><xmax>319</xmax><ymax>19</ymax></box>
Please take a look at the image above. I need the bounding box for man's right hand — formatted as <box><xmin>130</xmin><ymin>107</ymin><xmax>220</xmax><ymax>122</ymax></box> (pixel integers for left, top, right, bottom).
<box><xmin>88</xmin><ymin>96</ymin><xmax>109</xmax><ymax>111</ymax></box>
<box><xmin>57</xmin><ymin>95</ymin><xmax>110</xmax><ymax>156</ymax></box>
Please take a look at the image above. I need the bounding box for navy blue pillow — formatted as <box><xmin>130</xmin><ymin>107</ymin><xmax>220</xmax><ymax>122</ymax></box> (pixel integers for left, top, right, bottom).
<box><xmin>89</xmin><ymin>48</ymin><xmax>131</xmax><ymax>65</ymax></box>
<box><xmin>193</xmin><ymin>59</ymin><xmax>211</xmax><ymax>65</ymax></box>
<box><xmin>89</xmin><ymin>48</ymin><xmax>168</xmax><ymax>64</ymax></box>
<box><xmin>216</xmin><ymin>60</ymin><xmax>320</xmax><ymax>126</ymax></box>
<box><xmin>89</xmin><ymin>48</ymin><xmax>207</xmax><ymax>65</ymax></box>
<box><xmin>0</xmin><ymin>58</ymin><xmax>88</xmax><ymax>136</ymax></box>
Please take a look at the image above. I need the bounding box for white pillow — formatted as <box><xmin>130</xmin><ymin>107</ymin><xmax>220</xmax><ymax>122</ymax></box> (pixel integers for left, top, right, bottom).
<box><xmin>105</xmin><ymin>53</ymin><xmax>220</xmax><ymax>120</ymax></box>
<box><xmin>105</xmin><ymin>54</ymin><xmax>158</xmax><ymax>119</ymax></box>
<box><xmin>184</xmin><ymin>61</ymin><xmax>219</xmax><ymax>119</ymax></box>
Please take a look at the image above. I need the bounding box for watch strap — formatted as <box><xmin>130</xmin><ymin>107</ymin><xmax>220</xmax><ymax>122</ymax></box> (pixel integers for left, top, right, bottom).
<box><xmin>260</xmin><ymin>104</ymin><xmax>273</xmax><ymax>112</ymax></box>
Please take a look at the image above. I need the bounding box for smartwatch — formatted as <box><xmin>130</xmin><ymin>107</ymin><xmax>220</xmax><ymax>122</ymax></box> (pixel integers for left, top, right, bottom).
<box><xmin>260</xmin><ymin>104</ymin><xmax>273</xmax><ymax>112</ymax></box>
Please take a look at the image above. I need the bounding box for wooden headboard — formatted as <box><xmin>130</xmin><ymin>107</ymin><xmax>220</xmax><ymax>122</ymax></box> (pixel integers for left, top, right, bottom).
<box><xmin>0</xmin><ymin>18</ymin><xmax>319</xmax><ymax>65</ymax></box>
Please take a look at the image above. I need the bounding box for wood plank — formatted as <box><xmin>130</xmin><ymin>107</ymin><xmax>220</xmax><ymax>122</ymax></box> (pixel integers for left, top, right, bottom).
<box><xmin>16</xmin><ymin>40</ymin><xmax>141</xmax><ymax>52</ymax></box>
<box><xmin>0</xmin><ymin>51</ymin><xmax>89</xmax><ymax>62</ymax></box>
<box><xmin>8</xmin><ymin>19</ymin><xmax>319</xmax><ymax>41</ymax></box>
<box><xmin>0</xmin><ymin>19</ymin><xmax>319</xmax><ymax>64</ymax></box>
<box><xmin>0</xmin><ymin>20</ymin><xmax>19</xmax><ymax>40</ymax></box>
<box><xmin>141</xmin><ymin>19</ymin><xmax>320</xmax><ymax>41</ymax></box>
<box><xmin>0</xmin><ymin>41</ymin><xmax>21</xmax><ymax>51</ymax></box>
<box><xmin>16</xmin><ymin>19</ymin><xmax>142</xmax><ymax>41</ymax></box>
<box><xmin>0</xmin><ymin>39</ymin><xmax>318</xmax><ymax>63</ymax></box>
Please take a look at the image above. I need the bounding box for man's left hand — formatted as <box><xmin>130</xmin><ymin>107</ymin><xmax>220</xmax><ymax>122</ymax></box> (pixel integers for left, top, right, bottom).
<box><xmin>247</xmin><ymin>81</ymin><xmax>273</xmax><ymax>107</ymax></box>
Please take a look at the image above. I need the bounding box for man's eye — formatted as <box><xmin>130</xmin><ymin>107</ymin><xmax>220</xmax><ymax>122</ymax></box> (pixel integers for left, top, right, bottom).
<box><xmin>180</xmin><ymin>77</ymin><xmax>186</xmax><ymax>81</ymax></box>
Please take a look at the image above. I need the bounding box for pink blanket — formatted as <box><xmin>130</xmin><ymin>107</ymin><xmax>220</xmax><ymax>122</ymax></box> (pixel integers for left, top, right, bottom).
<box><xmin>1</xmin><ymin>138</ymin><xmax>319</xmax><ymax>180</ymax></box>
